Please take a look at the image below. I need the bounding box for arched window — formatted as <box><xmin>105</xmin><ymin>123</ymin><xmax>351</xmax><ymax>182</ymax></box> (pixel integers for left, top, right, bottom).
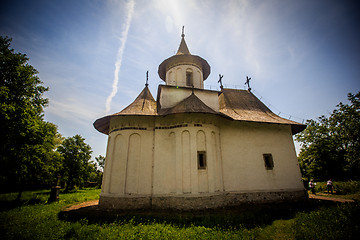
<box><xmin>186</xmin><ymin>69</ymin><xmax>193</xmax><ymax>86</ymax></box>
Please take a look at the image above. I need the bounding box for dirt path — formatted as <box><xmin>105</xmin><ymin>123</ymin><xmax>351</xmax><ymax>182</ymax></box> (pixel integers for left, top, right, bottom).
<box><xmin>64</xmin><ymin>200</ymin><xmax>99</xmax><ymax>211</ymax></box>
<box><xmin>308</xmin><ymin>194</ymin><xmax>354</xmax><ymax>203</ymax></box>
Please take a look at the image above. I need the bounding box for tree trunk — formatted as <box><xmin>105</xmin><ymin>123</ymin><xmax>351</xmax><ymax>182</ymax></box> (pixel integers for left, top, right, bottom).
<box><xmin>16</xmin><ymin>188</ymin><xmax>22</xmax><ymax>202</ymax></box>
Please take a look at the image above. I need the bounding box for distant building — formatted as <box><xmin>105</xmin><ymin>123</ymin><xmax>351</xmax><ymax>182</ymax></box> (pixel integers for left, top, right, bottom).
<box><xmin>94</xmin><ymin>31</ymin><xmax>307</xmax><ymax>210</ymax></box>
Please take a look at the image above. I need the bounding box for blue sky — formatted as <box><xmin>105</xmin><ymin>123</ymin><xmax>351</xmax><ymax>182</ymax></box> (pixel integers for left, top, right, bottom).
<box><xmin>1</xmin><ymin>0</ymin><xmax>359</xmax><ymax>159</ymax></box>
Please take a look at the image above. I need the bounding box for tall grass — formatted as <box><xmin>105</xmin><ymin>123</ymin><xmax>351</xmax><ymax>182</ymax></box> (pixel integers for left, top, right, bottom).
<box><xmin>294</xmin><ymin>203</ymin><xmax>360</xmax><ymax>240</ymax></box>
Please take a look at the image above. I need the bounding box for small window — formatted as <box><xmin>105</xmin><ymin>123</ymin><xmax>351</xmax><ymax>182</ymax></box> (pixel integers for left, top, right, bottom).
<box><xmin>198</xmin><ymin>151</ymin><xmax>206</xmax><ymax>169</ymax></box>
<box><xmin>186</xmin><ymin>71</ymin><xmax>193</xmax><ymax>86</ymax></box>
<box><xmin>263</xmin><ymin>154</ymin><xmax>274</xmax><ymax>170</ymax></box>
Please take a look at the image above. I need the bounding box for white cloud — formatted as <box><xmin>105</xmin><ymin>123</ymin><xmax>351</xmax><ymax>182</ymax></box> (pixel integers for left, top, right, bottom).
<box><xmin>165</xmin><ymin>16</ymin><xmax>173</xmax><ymax>33</ymax></box>
<box><xmin>105</xmin><ymin>0</ymin><xmax>136</xmax><ymax>114</ymax></box>
<box><xmin>46</xmin><ymin>99</ymin><xmax>100</xmax><ymax>126</ymax></box>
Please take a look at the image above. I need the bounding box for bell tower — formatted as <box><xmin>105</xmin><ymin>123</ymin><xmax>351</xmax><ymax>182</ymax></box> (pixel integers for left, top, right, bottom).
<box><xmin>158</xmin><ymin>27</ymin><xmax>211</xmax><ymax>89</ymax></box>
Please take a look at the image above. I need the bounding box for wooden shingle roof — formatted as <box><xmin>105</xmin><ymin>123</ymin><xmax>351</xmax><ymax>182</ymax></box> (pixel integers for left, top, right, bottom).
<box><xmin>219</xmin><ymin>88</ymin><xmax>306</xmax><ymax>134</ymax></box>
<box><xmin>94</xmin><ymin>86</ymin><xmax>306</xmax><ymax>135</ymax></box>
<box><xmin>93</xmin><ymin>86</ymin><xmax>157</xmax><ymax>134</ymax></box>
<box><xmin>118</xmin><ymin>86</ymin><xmax>157</xmax><ymax>116</ymax></box>
<box><xmin>158</xmin><ymin>34</ymin><xmax>210</xmax><ymax>81</ymax></box>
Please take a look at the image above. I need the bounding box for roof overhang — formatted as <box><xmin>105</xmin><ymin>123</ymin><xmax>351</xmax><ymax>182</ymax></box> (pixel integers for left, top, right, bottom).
<box><xmin>158</xmin><ymin>54</ymin><xmax>210</xmax><ymax>81</ymax></box>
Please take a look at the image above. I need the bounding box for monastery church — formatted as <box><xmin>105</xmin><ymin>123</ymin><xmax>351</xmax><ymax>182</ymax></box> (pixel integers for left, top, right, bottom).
<box><xmin>94</xmin><ymin>30</ymin><xmax>307</xmax><ymax>210</ymax></box>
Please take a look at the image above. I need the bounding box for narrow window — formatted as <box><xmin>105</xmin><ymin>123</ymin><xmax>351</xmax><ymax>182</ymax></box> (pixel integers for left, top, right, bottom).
<box><xmin>198</xmin><ymin>151</ymin><xmax>206</xmax><ymax>169</ymax></box>
<box><xmin>263</xmin><ymin>154</ymin><xmax>274</xmax><ymax>170</ymax></box>
<box><xmin>186</xmin><ymin>71</ymin><xmax>193</xmax><ymax>86</ymax></box>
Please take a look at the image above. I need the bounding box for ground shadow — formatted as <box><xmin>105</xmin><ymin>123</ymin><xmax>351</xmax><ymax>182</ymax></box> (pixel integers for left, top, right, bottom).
<box><xmin>58</xmin><ymin>199</ymin><xmax>338</xmax><ymax>229</ymax></box>
<box><xmin>0</xmin><ymin>191</ymin><xmax>51</xmax><ymax>211</ymax></box>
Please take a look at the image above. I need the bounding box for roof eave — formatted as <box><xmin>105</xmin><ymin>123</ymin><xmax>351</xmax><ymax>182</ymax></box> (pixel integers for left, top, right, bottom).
<box><xmin>158</xmin><ymin>55</ymin><xmax>210</xmax><ymax>81</ymax></box>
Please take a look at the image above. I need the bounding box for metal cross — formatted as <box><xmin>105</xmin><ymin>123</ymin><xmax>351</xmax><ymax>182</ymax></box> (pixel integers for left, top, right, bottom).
<box><xmin>245</xmin><ymin>76</ymin><xmax>251</xmax><ymax>91</ymax></box>
<box><xmin>218</xmin><ymin>74</ymin><xmax>224</xmax><ymax>89</ymax></box>
<box><xmin>145</xmin><ymin>70</ymin><xmax>149</xmax><ymax>87</ymax></box>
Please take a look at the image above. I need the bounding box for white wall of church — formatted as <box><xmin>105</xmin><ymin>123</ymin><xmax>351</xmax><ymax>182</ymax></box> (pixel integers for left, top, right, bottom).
<box><xmin>101</xmin><ymin>114</ymin><xmax>225</xmax><ymax>197</ymax></box>
<box><xmin>219</xmin><ymin>120</ymin><xmax>303</xmax><ymax>192</ymax></box>
<box><xmin>101</xmin><ymin>114</ymin><xmax>303</xmax><ymax>201</ymax></box>
<box><xmin>158</xmin><ymin>87</ymin><xmax>219</xmax><ymax>112</ymax></box>
<box><xmin>101</xmin><ymin>117</ymin><xmax>154</xmax><ymax>195</ymax></box>
<box><xmin>152</xmin><ymin>120</ymin><xmax>223</xmax><ymax>195</ymax></box>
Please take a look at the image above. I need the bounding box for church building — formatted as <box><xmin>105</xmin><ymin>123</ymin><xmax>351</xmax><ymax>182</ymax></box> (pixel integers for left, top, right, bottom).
<box><xmin>94</xmin><ymin>30</ymin><xmax>307</xmax><ymax>210</ymax></box>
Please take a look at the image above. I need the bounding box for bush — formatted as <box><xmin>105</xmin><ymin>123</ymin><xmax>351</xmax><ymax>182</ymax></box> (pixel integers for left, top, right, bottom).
<box><xmin>312</xmin><ymin>180</ymin><xmax>360</xmax><ymax>195</ymax></box>
<box><xmin>314</xmin><ymin>182</ymin><xmax>326</xmax><ymax>193</ymax></box>
<box><xmin>333</xmin><ymin>181</ymin><xmax>360</xmax><ymax>195</ymax></box>
<box><xmin>294</xmin><ymin>203</ymin><xmax>360</xmax><ymax>240</ymax></box>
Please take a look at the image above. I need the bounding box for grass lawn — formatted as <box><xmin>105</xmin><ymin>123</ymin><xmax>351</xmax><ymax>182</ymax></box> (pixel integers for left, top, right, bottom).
<box><xmin>0</xmin><ymin>188</ymin><xmax>359</xmax><ymax>239</ymax></box>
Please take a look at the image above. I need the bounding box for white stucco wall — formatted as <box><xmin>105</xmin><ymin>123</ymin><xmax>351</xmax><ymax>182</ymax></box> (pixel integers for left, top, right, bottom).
<box><xmin>158</xmin><ymin>86</ymin><xmax>219</xmax><ymax>112</ymax></box>
<box><xmin>219</xmin><ymin>120</ymin><xmax>304</xmax><ymax>192</ymax></box>
<box><xmin>166</xmin><ymin>64</ymin><xmax>203</xmax><ymax>88</ymax></box>
<box><xmin>101</xmin><ymin>114</ymin><xmax>224</xmax><ymax>197</ymax></box>
<box><xmin>152</xmin><ymin>115</ymin><xmax>223</xmax><ymax>195</ymax></box>
<box><xmin>100</xmin><ymin>113</ymin><xmax>304</xmax><ymax>204</ymax></box>
<box><xmin>101</xmin><ymin>116</ymin><xmax>154</xmax><ymax>195</ymax></box>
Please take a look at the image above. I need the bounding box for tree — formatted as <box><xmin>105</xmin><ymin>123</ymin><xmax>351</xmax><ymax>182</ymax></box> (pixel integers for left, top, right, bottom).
<box><xmin>57</xmin><ymin>135</ymin><xmax>93</xmax><ymax>190</ymax></box>
<box><xmin>329</xmin><ymin>92</ymin><xmax>360</xmax><ymax>177</ymax></box>
<box><xmin>0</xmin><ymin>36</ymin><xmax>61</xmax><ymax>194</ymax></box>
<box><xmin>296</xmin><ymin>91</ymin><xmax>360</xmax><ymax>180</ymax></box>
<box><xmin>92</xmin><ymin>155</ymin><xmax>105</xmax><ymax>186</ymax></box>
<box><xmin>95</xmin><ymin>155</ymin><xmax>105</xmax><ymax>172</ymax></box>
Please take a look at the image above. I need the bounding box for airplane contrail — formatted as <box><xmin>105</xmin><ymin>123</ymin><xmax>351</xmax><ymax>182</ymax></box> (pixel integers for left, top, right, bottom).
<box><xmin>105</xmin><ymin>0</ymin><xmax>135</xmax><ymax>114</ymax></box>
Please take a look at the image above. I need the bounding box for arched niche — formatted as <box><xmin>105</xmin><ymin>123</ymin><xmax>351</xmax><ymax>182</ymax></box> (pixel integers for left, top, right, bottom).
<box><xmin>125</xmin><ymin>133</ymin><xmax>141</xmax><ymax>194</ymax></box>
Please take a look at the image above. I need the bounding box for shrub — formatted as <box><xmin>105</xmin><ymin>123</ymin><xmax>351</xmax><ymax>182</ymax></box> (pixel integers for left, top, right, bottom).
<box><xmin>294</xmin><ymin>203</ymin><xmax>360</xmax><ymax>240</ymax></box>
<box><xmin>334</xmin><ymin>181</ymin><xmax>360</xmax><ymax>195</ymax></box>
<box><xmin>312</xmin><ymin>180</ymin><xmax>360</xmax><ymax>195</ymax></box>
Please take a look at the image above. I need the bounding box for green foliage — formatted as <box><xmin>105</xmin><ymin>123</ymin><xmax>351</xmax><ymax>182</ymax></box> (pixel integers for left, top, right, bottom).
<box><xmin>330</xmin><ymin>181</ymin><xmax>360</xmax><ymax>195</ymax></box>
<box><xmin>1</xmin><ymin>189</ymin><xmax>360</xmax><ymax>240</ymax></box>
<box><xmin>88</xmin><ymin>166</ymin><xmax>102</xmax><ymax>185</ymax></box>
<box><xmin>0</xmin><ymin>36</ymin><xmax>62</xmax><ymax>191</ymax></box>
<box><xmin>312</xmin><ymin>180</ymin><xmax>360</xmax><ymax>194</ymax></box>
<box><xmin>296</xmin><ymin>91</ymin><xmax>360</xmax><ymax>181</ymax></box>
<box><xmin>0</xmin><ymin>36</ymin><xmax>100</xmax><ymax>192</ymax></box>
<box><xmin>0</xmin><ymin>189</ymin><xmax>50</xmax><ymax>210</ymax></box>
<box><xmin>95</xmin><ymin>155</ymin><xmax>105</xmax><ymax>172</ymax></box>
<box><xmin>85</xmin><ymin>155</ymin><xmax>105</xmax><ymax>188</ymax></box>
<box><xmin>294</xmin><ymin>203</ymin><xmax>360</xmax><ymax>240</ymax></box>
<box><xmin>0</xmin><ymin>189</ymin><xmax>100</xmax><ymax>240</ymax></box>
<box><xmin>57</xmin><ymin>135</ymin><xmax>93</xmax><ymax>190</ymax></box>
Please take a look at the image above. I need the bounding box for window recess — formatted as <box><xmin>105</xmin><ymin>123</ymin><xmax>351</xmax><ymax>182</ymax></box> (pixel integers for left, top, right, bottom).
<box><xmin>198</xmin><ymin>151</ymin><xmax>207</xmax><ymax>169</ymax></box>
<box><xmin>263</xmin><ymin>154</ymin><xmax>274</xmax><ymax>170</ymax></box>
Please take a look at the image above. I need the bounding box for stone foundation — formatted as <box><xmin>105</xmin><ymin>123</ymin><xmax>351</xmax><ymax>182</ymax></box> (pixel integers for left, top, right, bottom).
<box><xmin>99</xmin><ymin>190</ymin><xmax>308</xmax><ymax>210</ymax></box>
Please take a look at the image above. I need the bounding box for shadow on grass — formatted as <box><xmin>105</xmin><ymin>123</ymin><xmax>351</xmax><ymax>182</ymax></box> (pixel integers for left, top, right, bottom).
<box><xmin>0</xmin><ymin>191</ymin><xmax>51</xmax><ymax>211</ymax></box>
<box><xmin>59</xmin><ymin>199</ymin><xmax>337</xmax><ymax>229</ymax></box>
<box><xmin>58</xmin><ymin>187</ymin><xmax>100</xmax><ymax>194</ymax></box>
